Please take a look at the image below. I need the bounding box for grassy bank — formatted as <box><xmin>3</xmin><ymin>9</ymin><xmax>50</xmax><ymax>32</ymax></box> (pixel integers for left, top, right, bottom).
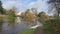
<box><xmin>20</xmin><ymin>29</ymin><xmax>35</xmax><ymax>34</ymax></box>
<box><xmin>0</xmin><ymin>15</ymin><xmax>15</xmax><ymax>22</ymax></box>
<box><xmin>43</xmin><ymin>18</ymin><xmax>60</xmax><ymax>34</ymax></box>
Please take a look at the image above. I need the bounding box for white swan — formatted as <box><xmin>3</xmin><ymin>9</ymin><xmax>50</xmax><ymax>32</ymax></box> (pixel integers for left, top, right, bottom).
<box><xmin>30</xmin><ymin>25</ymin><xmax>39</xmax><ymax>29</ymax></box>
<box><xmin>30</xmin><ymin>21</ymin><xmax>43</xmax><ymax>29</ymax></box>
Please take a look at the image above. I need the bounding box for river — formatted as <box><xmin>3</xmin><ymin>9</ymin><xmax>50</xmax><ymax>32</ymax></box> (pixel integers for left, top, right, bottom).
<box><xmin>0</xmin><ymin>17</ymin><xmax>30</xmax><ymax>34</ymax></box>
<box><xmin>0</xmin><ymin>17</ymin><xmax>43</xmax><ymax>34</ymax></box>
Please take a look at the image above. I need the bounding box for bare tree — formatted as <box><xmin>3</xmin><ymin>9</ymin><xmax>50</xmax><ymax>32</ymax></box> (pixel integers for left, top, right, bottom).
<box><xmin>48</xmin><ymin>0</ymin><xmax>60</xmax><ymax>17</ymax></box>
<box><xmin>31</xmin><ymin>8</ymin><xmax>38</xmax><ymax>16</ymax></box>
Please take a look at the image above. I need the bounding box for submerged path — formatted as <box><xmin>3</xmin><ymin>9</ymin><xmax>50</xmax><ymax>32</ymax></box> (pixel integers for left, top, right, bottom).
<box><xmin>33</xmin><ymin>27</ymin><xmax>45</xmax><ymax>34</ymax></box>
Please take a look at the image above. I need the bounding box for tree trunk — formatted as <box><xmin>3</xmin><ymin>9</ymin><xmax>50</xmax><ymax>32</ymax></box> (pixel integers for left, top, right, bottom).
<box><xmin>57</xmin><ymin>11</ymin><xmax>59</xmax><ymax>18</ymax></box>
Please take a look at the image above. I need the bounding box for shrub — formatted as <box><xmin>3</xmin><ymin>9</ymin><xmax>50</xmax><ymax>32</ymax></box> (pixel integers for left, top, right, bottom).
<box><xmin>44</xmin><ymin>18</ymin><xmax>60</xmax><ymax>34</ymax></box>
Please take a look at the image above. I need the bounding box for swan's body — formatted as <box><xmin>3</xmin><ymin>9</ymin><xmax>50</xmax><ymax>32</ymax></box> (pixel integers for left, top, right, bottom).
<box><xmin>30</xmin><ymin>25</ymin><xmax>39</xmax><ymax>29</ymax></box>
<box><xmin>30</xmin><ymin>21</ymin><xmax>43</xmax><ymax>29</ymax></box>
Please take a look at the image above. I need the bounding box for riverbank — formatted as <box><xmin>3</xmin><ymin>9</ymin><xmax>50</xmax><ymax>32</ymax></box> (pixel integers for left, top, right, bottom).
<box><xmin>0</xmin><ymin>15</ymin><xmax>15</xmax><ymax>22</ymax></box>
<box><xmin>20</xmin><ymin>29</ymin><xmax>35</xmax><ymax>34</ymax></box>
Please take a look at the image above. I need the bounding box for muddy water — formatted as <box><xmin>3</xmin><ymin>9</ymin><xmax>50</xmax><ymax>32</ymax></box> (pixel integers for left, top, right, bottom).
<box><xmin>0</xmin><ymin>17</ymin><xmax>43</xmax><ymax>34</ymax></box>
<box><xmin>0</xmin><ymin>17</ymin><xmax>30</xmax><ymax>34</ymax></box>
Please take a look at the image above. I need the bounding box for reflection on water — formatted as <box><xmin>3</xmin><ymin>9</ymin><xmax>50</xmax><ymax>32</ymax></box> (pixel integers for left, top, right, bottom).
<box><xmin>0</xmin><ymin>17</ymin><xmax>30</xmax><ymax>34</ymax></box>
<box><xmin>0</xmin><ymin>20</ymin><xmax>3</xmax><ymax>32</ymax></box>
<box><xmin>0</xmin><ymin>17</ymin><xmax>43</xmax><ymax>34</ymax></box>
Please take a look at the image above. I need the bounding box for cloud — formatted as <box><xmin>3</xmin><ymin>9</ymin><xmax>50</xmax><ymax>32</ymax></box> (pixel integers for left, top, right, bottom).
<box><xmin>2</xmin><ymin>0</ymin><xmax>29</xmax><ymax>11</ymax></box>
<box><xmin>29</xmin><ymin>0</ymin><xmax>42</xmax><ymax>8</ymax></box>
<box><xmin>28</xmin><ymin>0</ymin><xmax>46</xmax><ymax>11</ymax></box>
<box><xmin>2</xmin><ymin>0</ymin><xmax>48</xmax><ymax>13</ymax></box>
<box><xmin>2</xmin><ymin>1</ymin><xmax>21</xmax><ymax>10</ymax></box>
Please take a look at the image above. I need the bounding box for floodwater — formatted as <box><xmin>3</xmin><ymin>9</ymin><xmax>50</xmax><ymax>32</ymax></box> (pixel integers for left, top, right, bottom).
<box><xmin>0</xmin><ymin>17</ymin><xmax>30</xmax><ymax>34</ymax></box>
<box><xmin>0</xmin><ymin>17</ymin><xmax>43</xmax><ymax>34</ymax></box>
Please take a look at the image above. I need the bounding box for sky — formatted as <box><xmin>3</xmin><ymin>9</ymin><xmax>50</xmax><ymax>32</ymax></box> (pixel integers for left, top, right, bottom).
<box><xmin>1</xmin><ymin>0</ymin><xmax>52</xmax><ymax>15</ymax></box>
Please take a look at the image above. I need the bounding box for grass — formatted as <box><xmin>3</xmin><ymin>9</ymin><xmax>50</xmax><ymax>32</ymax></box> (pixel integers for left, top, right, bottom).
<box><xmin>20</xmin><ymin>29</ymin><xmax>35</xmax><ymax>34</ymax></box>
<box><xmin>43</xmin><ymin>18</ymin><xmax>60</xmax><ymax>34</ymax></box>
<box><xmin>0</xmin><ymin>15</ymin><xmax>15</xmax><ymax>22</ymax></box>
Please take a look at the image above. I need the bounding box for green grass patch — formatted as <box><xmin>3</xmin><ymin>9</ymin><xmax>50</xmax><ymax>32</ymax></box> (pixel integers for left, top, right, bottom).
<box><xmin>0</xmin><ymin>15</ymin><xmax>15</xmax><ymax>22</ymax></box>
<box><xmin>20</xmin><ymin>29</ymin><xmax>35</xmax><ymax>34</ymax></box>
<box><xmin>43</xmin><ymin>18</ymin><xmax>60</xmax><ymax>34</ymax></box>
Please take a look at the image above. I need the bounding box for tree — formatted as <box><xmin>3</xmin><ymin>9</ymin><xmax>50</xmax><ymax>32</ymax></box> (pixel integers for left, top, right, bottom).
<box><xmin>0</xmin><ymin>1</ymin><xmax>5</xmax><ymax>14</ymax></box>
<box><xmin>22</xmin><ymin>9</ymin><xmax>36</xmax><ymax>22</ymax></box>
<box><xmin>7</xmin><ymin>7</ymin><xmax>16</xmax><ymax>16</ymax></box>
<box><xmin>31</xmin><ymin>8</ymin><xmax>38</xmax><ymax>16</ymax></box>
<box><xmin>38</xmin><ymin>11</ymin><xmax>46</xmax><ymax>17</ymax></box>
<box><xmin>38</xmin><ymin>12</ymin><xmax>49</xmax><ymax>22</ymax></box>
<box><xmin>48</xmin><ymin>0</ymin><xmax>60</xmax><ymax>17</ymax></box>
<box><xmin>25</xmin><ymin>9</ymin><xmax>30</xmax><ymax>14</ymax></box>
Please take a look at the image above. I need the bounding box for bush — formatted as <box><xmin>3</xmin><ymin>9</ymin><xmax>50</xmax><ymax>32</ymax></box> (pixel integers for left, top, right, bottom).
<box><xmin>44</xmin><ymin>18</ymin><xmax>60</xmax><ymax>34</ymax></box>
